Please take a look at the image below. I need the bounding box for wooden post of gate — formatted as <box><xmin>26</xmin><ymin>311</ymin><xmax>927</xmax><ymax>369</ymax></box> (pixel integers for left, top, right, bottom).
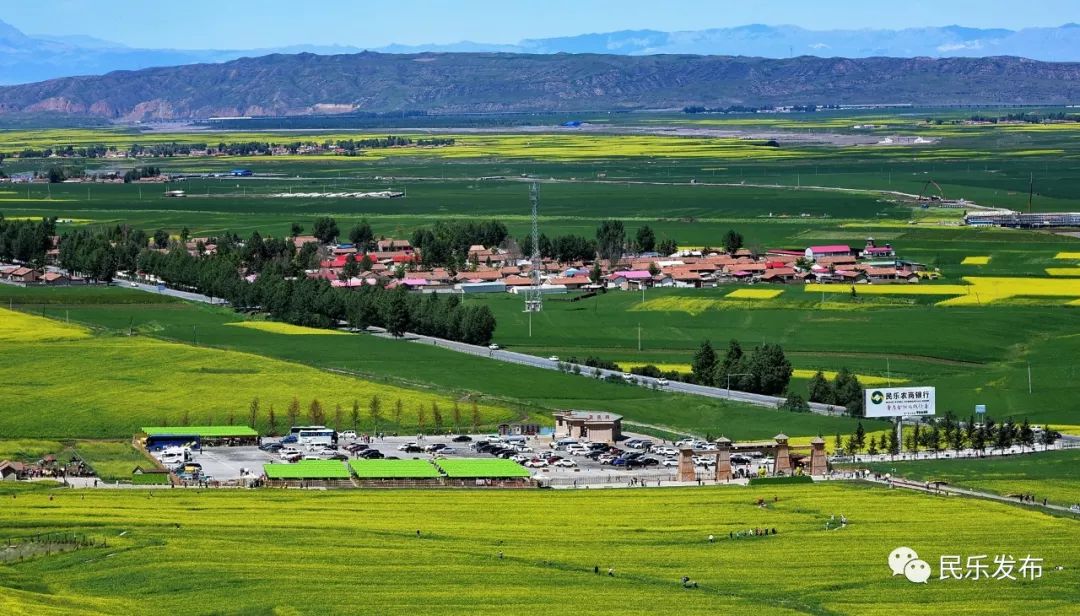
<box><xmin>677</xmin><ymin>447</ymin><xmax>696</xmax><ymax>483</ymax></box>
<box><xmin>774</xmin><ymin>433</ymin><xmax>791</xmax><ymax>476</ymax></box>
<box><xmin>809</xmin><ymin>436</ymin><xmax>827</xmax><ymax>476</ymax></box>
<box><xmin>714</xmin><ymin>436</ymin><xmax>732</xmax><ymax>482</ymax></box>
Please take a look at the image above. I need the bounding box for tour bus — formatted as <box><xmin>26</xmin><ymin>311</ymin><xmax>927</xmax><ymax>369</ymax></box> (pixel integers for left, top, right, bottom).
<box><xmin>289</xmin><ymin>426</ymin><xmax>338</xmax><ymax>448</ymax></box>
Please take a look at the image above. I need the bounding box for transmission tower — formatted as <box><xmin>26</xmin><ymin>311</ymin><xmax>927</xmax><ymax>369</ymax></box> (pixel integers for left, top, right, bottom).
<box><xmin>525</xmin><ymin>183</ymin><xmax>543</xmax><ymax>320</ymax></box>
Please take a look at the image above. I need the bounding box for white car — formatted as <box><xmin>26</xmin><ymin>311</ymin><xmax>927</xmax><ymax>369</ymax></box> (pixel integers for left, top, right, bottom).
<box><xmin>657</xmin><ymin>378</ymin><xmax>669</xmax><ymax>386</ymax></box>
<box><xmin>524</xmin><ymin>459</ymin><xmax>548</xmax><ymax>468</ymax></box>
<box><xmin>548</xmin><ymin>355</ymin><xmax>560</xmax><ymax>362</ymax></box>
<box><xmin>661</xmin><ymin>458</ymin><xmax>679</xmax><ymax>467</ymax></box>
<box><xmin>555</xmin><ymin>458</ymin><xmax>577</xmax><ymax>468</ymax></box>
<box><xmin>597</xmin><ymin>454</ymin><xmax>617</xmax><ymax>464</ymax></box>
<box><xmin>489</xmin><ymin>343</ymin><xmax>500</xmax><ymax>350</ymax></box>
<box><xmin>621</xmin><ymin>372</ymin><xmax>634</xmax><ymax>381</ymax></box>
<box><xmin>512</xmin><ymin>454</ymin><xmax>532</xmax><ymax>463</ymax></box>
<box><xmin>339</xmin><ymin>430</ymin><xmax>358</xmax><ymax>440</ymax></box>
<box><xmin>437</xmin><ymin>447</ymin><xmax>456</xmax><ymax>455</ymax></box>
<box><xmin>397</xmin><ymin>442</ymin><xmax>418</xmax><ymax>451</ymax></box>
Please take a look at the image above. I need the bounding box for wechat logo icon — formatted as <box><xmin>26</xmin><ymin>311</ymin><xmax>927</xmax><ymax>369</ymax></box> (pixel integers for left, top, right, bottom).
<box><xmin>871</xmin><ymin>391</ymin><xmax>885</xmax><ymax>405</ymax></box>
<box><xmin>889</xmin><ymin>547</ymin><xmax>931</xmax><ymax>584</ymax></box>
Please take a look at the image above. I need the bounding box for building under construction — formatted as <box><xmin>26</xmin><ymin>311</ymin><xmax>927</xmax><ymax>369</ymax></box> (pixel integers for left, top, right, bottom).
<box><xmin>964</xmin><ymin>211</ymin><xmax>1080</xmax><ymax>228</ymax></box>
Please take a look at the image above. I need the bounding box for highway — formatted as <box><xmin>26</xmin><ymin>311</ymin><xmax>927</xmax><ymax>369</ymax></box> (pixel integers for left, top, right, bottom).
<box><xmin>118</xmin><ymin>277</ymin><xmax>842</xmax><ymax>414</ymax></box>
<box><xmin>368</xmin><ymin>327</ymin><xmax>846</xmax><ymax>415</ymax></box>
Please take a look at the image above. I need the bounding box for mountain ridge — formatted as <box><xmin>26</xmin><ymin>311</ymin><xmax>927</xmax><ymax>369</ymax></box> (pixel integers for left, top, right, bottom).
<box><xmin>2</xmin><ymin>51</ymin><xmax>1077</xmax><ymax>121</ymax></box>
<box><xmin>4</xmin><ymin>19</ymin><xmax>1080</xmax><ymax>85</ymax></box>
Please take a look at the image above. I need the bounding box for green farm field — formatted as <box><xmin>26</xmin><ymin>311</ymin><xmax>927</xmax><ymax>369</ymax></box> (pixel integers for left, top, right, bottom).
<box><xmin>474</xmin><ymin>288</ymin><xmax>1080</xmax><ymax>426</ymax></box>
<box><xmin>0</xmin><ymin>482</ymin><xmax>1076</xmax><ymax>615</ymax></box>
<box><xmin>0</xmin><ymin>285</ymin><xmax>874</xmax><ymax>441</ymax></box>
<box><xmin>856</xmin><ymin>448</ymin><xmax>1080</xmax><ymax>507</ymax></box>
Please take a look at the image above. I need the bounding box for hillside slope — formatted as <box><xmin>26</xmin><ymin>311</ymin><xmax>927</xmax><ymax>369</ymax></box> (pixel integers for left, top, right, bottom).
<box><xmin>1</xmin><ymin>52</ymin><xmax>1078</xmax><ymax>120</ymax></box>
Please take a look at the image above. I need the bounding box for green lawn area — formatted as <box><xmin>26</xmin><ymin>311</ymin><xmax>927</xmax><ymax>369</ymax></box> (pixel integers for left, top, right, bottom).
<box><xmin>349</xmin><ymin>459</ymin><xmax>442</xmax><ymax>478</ymax></box>
<box><xmin>855</xmin><ymin>448</ymin><xmax>1080</xmax><ymax>507</ymax></box>
<box><xmin>0</xmin><ymin>286</ymin><xmax>875</xmax><ymax>441</ymax></box>
<box><xmin>435</xmin><ymin>458</ymin><xmax>530</xmax><ymax>478</ymax></box>
<box><xmin>262</xmin><ymin>460</ymin><xmax>351</xmax><ymax>479</ymax></box>
<box><xmin>0</xmin><ymin>482</ymin><xmax>1076</xmax><ymax>614</ymax></box>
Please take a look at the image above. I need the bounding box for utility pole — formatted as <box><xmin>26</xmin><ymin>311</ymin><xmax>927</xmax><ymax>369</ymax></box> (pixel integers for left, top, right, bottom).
<box><xmin>637</xmin><ymin>324</ymin><xmax>642</xmax><ymax>352</ymax></box>
<box><xmin>1027</xmin><ymin>363</ymin><xmax>1033</xmax><ymax>394</ymax></box>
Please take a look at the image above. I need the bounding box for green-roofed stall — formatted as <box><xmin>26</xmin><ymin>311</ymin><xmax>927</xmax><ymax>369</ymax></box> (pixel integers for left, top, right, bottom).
<box><xmin>140</xmin><ymin>425</ymin><xmax>260</xmax><ymax>450</ymax></box>
<box><xmin>349</xmin><ymin>459</ymin><xmax>442</xmax><ymax>479</ymax></box>
<box><xmin>263</xmin><ymin>460</ymin><xmax>351</xmax><ymax>485</ymax></box>
<box><xmin>436</xmin><ymin>458</ymin><xmax>531</xmax><ymax>479</ymax></box>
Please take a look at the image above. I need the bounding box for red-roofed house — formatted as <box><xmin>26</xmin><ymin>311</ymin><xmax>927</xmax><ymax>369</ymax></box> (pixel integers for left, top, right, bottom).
<box><xmin>805</xmin><ymin>245</ymin><xmax>852</xmax><ymax>260</ymax></box>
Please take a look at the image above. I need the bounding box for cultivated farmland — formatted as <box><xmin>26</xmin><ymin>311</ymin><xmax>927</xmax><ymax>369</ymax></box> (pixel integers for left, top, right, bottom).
<box><xmin>0</xmin><ymin>482</ymin><xmax>1076</xmax><ymax>615</ymax></box>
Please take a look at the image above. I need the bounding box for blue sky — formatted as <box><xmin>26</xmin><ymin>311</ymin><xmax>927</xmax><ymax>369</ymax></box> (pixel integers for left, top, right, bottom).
<box><xmin>7</xmin><ymin>0</ymin><xmax>1080</xmax><ymax>49</ymax></box>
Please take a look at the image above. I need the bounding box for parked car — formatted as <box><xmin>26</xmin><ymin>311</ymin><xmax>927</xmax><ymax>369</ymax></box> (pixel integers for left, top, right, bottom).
<box><xmin>452</xmin><ymin>435</ymin><xmax>473</xmax><ymax>442</ymax></box>
<box><xmin>488</xmin><ymin>343</ymin><xmax>500</xmax><ymax>350</ymax></box>
<box><xmin>324</xmin><ymin>453</ymin><xmax>349</xmax><ymax>461</ymax></box>
<box><xmin>437</xmin><ymin>447</ymin><xmax>457</xmax><ymax>455</ymax></box>
<box><xmin>259</xmin><ymin>442</ymin><xmax>283</xmax><ymax>453</ymax></box>
<box><xmin>555</xmin><ymin>458</ymin><xmax>577</xmax><ymax>468</ymax></box>
<box><xmin>402</xmin><ymin>445</ymin><xmax>424</xmax><ymax>454</ymax></box>
<box><xmin>661</xmin><ymin>458</ymin><xmax>679</xmax><ymax>467</ymax></box>
<box><xmin>339</xmin><ymin>430</ymin><xmax>358</xmax><ymax>440</ymax></box>
<box><xmin>547</xmin><ymin>355</ymin><xmax>560</xmax><ymax>362</ymax></box>
<box><xmin>424</xmin><ymin>443</ymin><xmax>447</xmax><ymax>453</ymax></box>
<box><xmin>524</xmin><ymin>459</ymin><xmax>548</xmax><ymax>468</ymax></box>
<box><xmin>397</xmin><ymin>442</ymin><xmax>418</xmax><ymax>451</ymax></box>
<box><xmin>357</xmin><ymin>449</ymin><xmax>384</xmax><ymax>459</ymax></box>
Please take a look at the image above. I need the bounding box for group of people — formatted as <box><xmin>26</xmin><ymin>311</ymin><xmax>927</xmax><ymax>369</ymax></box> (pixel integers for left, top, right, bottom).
<box><xmin>728</xmin><ymin>528</ymin><xmax>776</xmax><ymax>539</ymax></box>
<box><xmin>1015</xmin><ymin>493</ymin><xmax>1048</xmax><ymax>506</ymax></box>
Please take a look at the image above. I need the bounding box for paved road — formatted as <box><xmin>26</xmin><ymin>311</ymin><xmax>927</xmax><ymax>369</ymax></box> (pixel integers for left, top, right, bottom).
<box><xmin>119</xmin><ymin>278</ymin><xmax>839</xmax><ymax>412</ymax></box>
<box><xmin>367</xmin><ymin>327</ymin><xmax>844</xmax><ymax>414</ymax></box>
<box><xmin>117</xmin><ymin>278</ymin><xmax>227</xmax><ymax>305</ymax></box>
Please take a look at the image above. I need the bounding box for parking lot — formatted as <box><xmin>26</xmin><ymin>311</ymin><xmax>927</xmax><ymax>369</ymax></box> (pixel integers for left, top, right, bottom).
<box><xmin>168</xmin><ymin>432</ymin><xmax>773</xmax><ymax>486</ymax></box>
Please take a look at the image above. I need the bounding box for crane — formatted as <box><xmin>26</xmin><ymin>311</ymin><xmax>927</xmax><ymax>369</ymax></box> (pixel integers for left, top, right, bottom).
<box><xmin>917</xmin><ymin>179</ymin><xmax>946</xmax><ymax>202</ymax></box>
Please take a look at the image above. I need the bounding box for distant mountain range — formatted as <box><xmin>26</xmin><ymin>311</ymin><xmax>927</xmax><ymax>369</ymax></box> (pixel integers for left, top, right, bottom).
<box><xmin>2</xmin><ymin>52</ymin><xmax>1077</xmax><ymax>121</ymax></box>
<box><xmin>3</xmin><ymin>19</ymin><xmax>1080</xmax><ymax>85</ymax></box>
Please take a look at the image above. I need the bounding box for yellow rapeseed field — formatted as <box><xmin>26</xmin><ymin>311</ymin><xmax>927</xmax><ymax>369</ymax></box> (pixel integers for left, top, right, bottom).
<box><xmin>790</xmin><ymin>369</ymin><xmax>906</xmax><ymax>386</ymax></box>
<box><xmin>0</xmin><ymin>307</ymin><xmax>90</xmax><ymax>342</ymax></box>
<box><xmin>1053</xmin><ymin>252</ymin><xmax>1080</xmax><ymax>260</ymax></box>
<box><xmin>1045</xmin><ymin>268</ymin><xmax>1080</xmax><ymax>277</ymax></box>
<box><xmin>725</xmin><ymin>289</ymin><xmax>783</xmax><ymax>300</ymax></box>
<box><xmin>226</xmin><ymin>321</ymin><xmax>350</xmax><ymax>335</ymax></box>
<box><xmin>807</xmin><ymin>278</ymin><xmax>1080</xmax><ymax>306</ymax></box>
<box><xmin>632</xmin><ymin>296</ymin><xmax>725</xmax><ymax>315</ymax></box>
<box><xmin>961</xmin><ymin>256</ymin><xmax>991</xmax><ymax>265</ymax></box>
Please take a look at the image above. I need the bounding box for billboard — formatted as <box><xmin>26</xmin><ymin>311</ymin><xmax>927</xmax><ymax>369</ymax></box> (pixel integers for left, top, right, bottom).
<box><xmin>864</xmin><ymin>386</ymin><xmax>936</xmax><ymax>418</ymax></box>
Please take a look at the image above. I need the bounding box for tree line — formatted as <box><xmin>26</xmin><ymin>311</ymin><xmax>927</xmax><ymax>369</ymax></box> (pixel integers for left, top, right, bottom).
<box><xmin>836</xmin><ymin>414</ymin><xmax>1058</xmax><ymax>458</ymax></box>
<box><xmin>0</xmin><ymin>215</ymin><xmax>56</xmax><ymax>266</ymax></box>
<box><xmin>806</xmin><ymin>369</ymin><xmax>864</xmax><ymax>416</ymax></box>
<box><xmin>410</xmin><ymin>220</ymin><xmax>509</xmax><ymax>268</ymax></box>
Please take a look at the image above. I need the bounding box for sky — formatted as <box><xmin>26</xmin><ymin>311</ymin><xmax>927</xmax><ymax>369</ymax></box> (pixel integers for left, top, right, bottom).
<box><xmin>6</xmin><ymin>0</ymin><xmax>1080</xmax><ymax>49</ymax></box>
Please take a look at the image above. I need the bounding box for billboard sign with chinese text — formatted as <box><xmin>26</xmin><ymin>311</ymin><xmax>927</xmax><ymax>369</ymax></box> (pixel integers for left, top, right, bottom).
<box><xmin>865</xmin><ymin>387</ymin><xmax>936</xmax><ymax>418</ymax></box>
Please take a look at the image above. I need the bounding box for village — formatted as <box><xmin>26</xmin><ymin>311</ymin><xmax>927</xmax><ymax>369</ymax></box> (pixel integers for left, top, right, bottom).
<box><xmin>1</xmin><ymin>230</ymin><xmax>932</xmax><ymax>292</ymax></box>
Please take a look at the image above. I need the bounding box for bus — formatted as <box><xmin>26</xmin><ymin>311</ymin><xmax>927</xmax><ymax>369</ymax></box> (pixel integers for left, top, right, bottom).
<box><xmin>289</xmin><ymin>426</ymin><xmax>338</xmax><ymax>448</ymax></box>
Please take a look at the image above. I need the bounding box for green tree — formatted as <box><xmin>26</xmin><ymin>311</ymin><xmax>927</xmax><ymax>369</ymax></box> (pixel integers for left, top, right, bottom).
<box><xmin>385</xmin><ymin>288</ymin><xmax>411</xmax><ymax>337</ymax></box>
<box><xmin>746</xmin><ymin>343</ymin><xmax>792</xmax><ymax>395</ymax></box>
<box><xmin>589</xmin><ymin>261</ymin><xmax>604</xmax><ymax>285</ymax></box>
<box><xmin>807</xmin><ymin>370</ymin><xmax>834</xmax><ymax>404</ymax></box>
<box><xmin>289</xmin><ymin>222</ymin><xmax>303</xmax><ymax>237</ymax></box>
<box><xmin>635</xmin><ymin>225</ymin><xmax>656</xmax><ymax>252</ymax></box>
<box><xmin>867</xmin><ymin>435</ymin><xmax>879</xmax><ymax>456</ymax></box>
<box><xmin>248</xmin><ymin>397</ymin><xmax>260</xmax><ymax>429</ymax></box>
<box><xmin>715</xmin><ymin>339</ymin><xmax>747</xmax><ymax>390</ymax></box>
<box><xmin>1018</xmin><ymin>418</ymin><xmax>1034</xmax><ymax>452</ymax></box>
<box><xmin>333</xmin><ymin>404</ymin><xmax>344</xmax><ymax>431</ymax></box>
<box><xmin>267</xmin><ymin>404</ymin><xmax>277</xmax><ymax>436</ymax></box>
<box><xmin>394</xmin><ymin>399</ymin><xmax>404</xmax><ymax>429</ymax></box>
<box><xmin>1039</xmin><ymin>425</ymin><xmax>1057</xmax><ymax>450</ymax></box>
<box><xmin>832</xmin><ymin>368</ymin><xmax>863</xmax><ymax>417</ymax></box>
<box><xmin>471</xmin><ymin>400</ymin><xmax>480</xmax><ymax>432</ymax></box>
<box><xmin>348</xmin><ymin>220</ymin><xmax>375</xmax><ymax>249</ymax></box>
<box><xmin>595</xmin><ymin>219</ymin><xmax>625</xmax><ymax>264</ymax></box>
<box><xmin>691</xmin><ymin>340</ymin><xmax>718</xmax><ymax>386</ymax></box>
<box><xmin>308</xmin><ymin>399</ymin><xmax>325</xmax><ymax>426</ymax></box>
<box><xmin>286</xmin><ymin>396</ymin><xmax>300</xmax><ymax>428</ymax></box>
<box><xmin>657</xmin><ymin>238</ymin><xmax>678</xmax><ymax>256</ymax></box>
<box><xmin>369</xmin><ymin>394</ymin><xmax>383</xmax><ymax>429</ymax></box>
<box><xmin>153</xmin><ymin>229</ymin><xmax>169</xmax><ymax>249</ymax></box>
<box><xmin>313</xmin><ymin>216</ymin><xmax>339</xmax><ymax>244</ymax></box>
<box><xmin>854</xmin><ymin>421</ymin><xmax>866</xmax><ymax>450</ymax></box>
<box><xmin>781</xmin><ymin>392</ymin><xmax>809</xmax><ymax>413</ymax></box>
<box><xmin>834</xmin><ymin>432</ymin><xmax>843</xmax><ymax>453</ymax></box>
<box><xmin>722</xmin><ymin>229</ymin><xmax>744</xmax><ymax>254</ymax></box>
<box><xmin>350</xmin><ymin>400</ymin><xmax>361</xmax><ymax>432</ymax></box>
<box><xmin>887</xmin><ymin>425</ymin><xmax>900</xmax><ymax>457</ymax></box>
